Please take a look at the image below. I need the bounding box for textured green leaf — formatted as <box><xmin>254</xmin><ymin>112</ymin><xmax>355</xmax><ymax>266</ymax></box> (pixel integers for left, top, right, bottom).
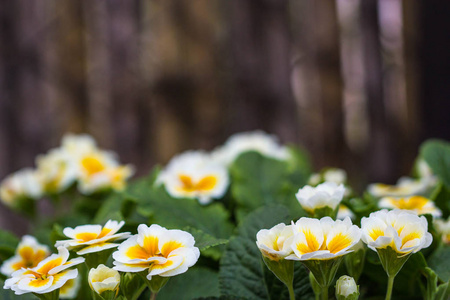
<box><xmin>428</xmin><ymin>245</ymin><xmax>450</xmax><ymax>282</ymax></box>
<box><xmin>158</xmin><ymin>267</ymin><xmax>220</xmax><ymax>299</ymax></box>
<box><xmin>230</xmin><ymin>152</ymin><xmax>305</xmax><ymax>221</ymax></box>
<box><xmin>128</xmin><ymin>182</ymin><xmax>233</xmax><ymax>240</ymax></box>
<box><xmin>185</xmin><ymin>227</ymin><xmax>228</xmax><ymax>251</ymax></box>
<box><xmin>421</xmin><ymin>139</ymin><xmax>450</xmax><ymax>188</ymax></box>
<box><xmin>219</xmin><ymin>205</ymin><xmax>312</xmax><ymax>300</ymax></box>
<box><xmin>0</xmin><ymin>229</ymin><xmax>18</xmax><ymax>261</ymax></box>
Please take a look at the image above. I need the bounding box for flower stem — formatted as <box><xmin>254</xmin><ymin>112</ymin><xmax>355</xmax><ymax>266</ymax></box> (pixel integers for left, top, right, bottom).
<box><xmin>321</xmin><ymin>285</ymin><xmax>328</xmax><ymax>300</ymax></box>
<box><xmin>287</xmin><ymin>282</ymin><xmax>295</xmax><ymax>300</ymax></box>
<box><xmin>385</xmin><ymin>275</ymin><xmax>395</xmax><ymax>300</ymax></box>
<box><xmin>150</xmin><ymin>292</ymin><xmax>157</xmax><ymax>300</ymax></box>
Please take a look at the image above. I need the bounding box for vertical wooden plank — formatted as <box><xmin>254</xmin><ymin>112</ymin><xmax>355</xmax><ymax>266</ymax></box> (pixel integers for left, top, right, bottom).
<box><xmin>229</xmin><ymin>0</ymin><xmax>297</xmax><ymax>142</ymax></box>
<box><xmin>361</xmin><ymin>0</ymin><xmax>396</xmax><ymax>182</ymax></box>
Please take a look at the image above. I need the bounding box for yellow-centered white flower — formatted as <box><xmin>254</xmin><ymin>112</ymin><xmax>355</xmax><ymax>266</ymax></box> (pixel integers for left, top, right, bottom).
<box><xmin>1</xmin><ymin>235</ymin><xmax>50</xmax><ymax>276</ymax></box>
<box><xmin>361</xmin><ymin>209</ymin><xmax>432</xmax><ymax>254</ymax></box>
<box><xmin>61</xmin><ymin>133</ymin><xmax>98</xmax><ymax>156</ymax></box>
<box><xmin>3</xmin><ymin>247</ymin><xmax>84</xmax><ymax>295</ymax></box>
<box><xmin>0</xmin><ymin>169</ymin><xmax>42</xmax><ymax>206</ymax></box>
<box><xmin>434</xmin><ymin>217</ymin><xmax>450</xmax><ymax>244</ymax></box>
<box><xmin>157</xmin><ymin>151</ymin><xmax>229</xmax><ymax>204</ymax></box>
<box><xmin>88</xmin><ymin>264</ymin><xmax>120</xmax><ymax>295</ymax></box>
<box><xmin>379</xmin><ymin>196</ymin><xmax>442</xmax><ymax>218</ymax></box>
<box><xmin>286</xmin><ymin>216</ymin><xmax>361</xmax><ymax>261</ymax></box>
<box><xmin>77</xmin><ymin>149</ymin><xmax>134</xmax><ymax>194</ymax></box>
<box><xmin>368</xmin><ymin>177</ymin><xmax>428</xmax><ymax>198</ymax></box>
<box><xmin>323</xmin><ymin>168</ymin><xmax>347</xmax><ymax>185</ymax></box>
<box><xmin>59</xmin><ymin>276</ymin><xmax>81</xmax><ymax>299</ymax></box>
<box><xmin>337</xmin><ymin>205</ymin><xmax>355</xmax><ymax>220</ymax></box>
<box><xmin>36</xmin><ymin>148</ymin><xmax>78</xmax><ymax>194</ymax></box>
<box><xmin>256</xmin><ymin>223</ymin><xmax>294</xmax><ymax>261</ymax></box>
<box><xmin>55</xmin><ymin>220</ymin><xmax>131</xmax><ymax>255</ymax></box>
<box><xmin>112</xmin><ymin>224</ymin><xmax>200</xmax><ymax>280</ymax></box>
<box><xmin>212</xmin><ymin>131</ymin><xmax>290</xmax><ymax>166</ymax></box>
<box><xmin>296</xmin><ymin>182</ymin><xmax>346</xmax><ymax>213</ymax></box>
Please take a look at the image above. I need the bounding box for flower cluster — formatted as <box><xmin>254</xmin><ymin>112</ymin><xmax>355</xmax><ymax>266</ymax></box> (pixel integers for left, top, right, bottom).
<box><xmin>0</xmin><ymin>134</ymin><xmax>134</xmax><ymax>207</ymax></box>
<box><xmin>157</xmin><ymin>131</ymin><xmax>290</xmax><ymax>204</ymax></box>
<box><xmin>2</xmin><ymin>220</ymin><xmax>200</xmax><ymax>299</ymax></box>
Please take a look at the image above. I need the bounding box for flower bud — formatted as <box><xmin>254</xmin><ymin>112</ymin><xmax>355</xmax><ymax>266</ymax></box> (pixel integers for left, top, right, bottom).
<box><xmin>335</xmin><ymin>275</ymin><xmax>359</xmax><ymax>300</ymax></box>
<box><xmin>89</xmin><ymin>264</ymin><xmax>120</xmax><ymax>298</ymax></box>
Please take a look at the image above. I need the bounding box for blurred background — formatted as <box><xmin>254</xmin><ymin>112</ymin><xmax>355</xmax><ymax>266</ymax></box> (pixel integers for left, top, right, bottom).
<box><xmin>1</xmin><ymin>0</ymin><xmax>450</xmax><ymax>227</ymax></box>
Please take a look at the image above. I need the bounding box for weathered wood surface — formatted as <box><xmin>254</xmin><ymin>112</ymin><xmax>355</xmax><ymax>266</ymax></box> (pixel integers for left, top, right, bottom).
<box><xmin>0</xmin><ymin>0</ymin><xmax>441</xmax><ymax>234</ymax></box>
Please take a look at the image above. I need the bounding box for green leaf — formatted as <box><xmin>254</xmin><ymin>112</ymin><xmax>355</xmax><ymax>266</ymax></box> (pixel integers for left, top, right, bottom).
<box><xmin>158</xmin><ymin>267</ymin><xmax>220</xmax><ymax>299</ymax></box>
<box><xmin>93</xmin><ymin>193</ymin><xmax>126</xmax><ymax>224</ymax></box>
<box><xmin>128</xmin><ymin>184</ymin><xmax>233</xmax><ymax>241</ymax></box>
<box><xmin>0</xmin><ymin>229</ymin><xmax>19</xmax><ymax>261</ymax></box>
<box><xmin>219</xmin><ymin>205</ymin><xmax>312</xmax><ymax>300</ymax></box>
<box><xmin>420</xmin><ymin>139</ymin><xmax>450</xmax><ymax>188</ymax></box>
<box><xmin>230</xmin><ymin>152</ymin><xmax>305</xmax><ymax>221</ymax></box>
<box><xmin>428</xmin><ymin>245</ymin><xmax>450</xmax><ymax>282</ymax></box>
<box><xmin>184</xmin><ymin>227</ymin><xmax>228</xmax><ymax>251</ymax></box>
<box><xmin>392</xmin><ymin>252</ymin><xmax>427</xmax><ymax>297</ymax></box>
<box><xmin>429</xmin><ymin>182</ymin><xmax>450</xmax><ymax>218</ymax></box>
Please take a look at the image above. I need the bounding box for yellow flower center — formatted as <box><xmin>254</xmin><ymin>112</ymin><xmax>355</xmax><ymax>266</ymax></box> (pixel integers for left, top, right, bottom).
<box><xmin>125</xmin><ymin>235</ymin><xmax>183</xmax><ymax>260</ymax></box>
<box><xmin>391</xmin><ymin>196</ymin><xmax>428</xmax><ymax>210</ymax></box>
<box><xmin>296</xmin><ymin>229</ymin><xmax>321</xmax><ymax>254</ymax></box>
<box><xmin>327</xmin><ymin>233</ymin><xmax>352</xmax><ymax>254</ymax></box>
<box><xmin>81</xmin><ymin>156</ymin><xmax>106</xmax><ymax>176</ymax></box>
<box><xmin>11</xmin><ymin>247</ymin><xmax>48</xmax><ymax>271</ymax></box>
<box><xmin>177</xmin><ymin>174</ymin><xmax>217</xmax><ymax>193</ymax></box>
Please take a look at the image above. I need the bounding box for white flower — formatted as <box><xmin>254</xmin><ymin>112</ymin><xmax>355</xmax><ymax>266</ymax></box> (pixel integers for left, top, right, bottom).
<box><xmin>308</xmin><ymin>173</ymin><xmax>321</xmax><ymax>186</ymax></box>
<box><xmin>256</xmin><ymin>223</ymin><xmax>294</xmax><ymax>261</ymax></box>
<box><xmin>113</xmin><ymin>224</ymin><xmax>200</xmax><ymax>280</ymax></box>
<box><xmin>61</xmin><ymin>134</ymin><xmax>97</xmax><ymax>156</ymax></box>
<box><xmin>60</xmin><ymin>276</ymin><xmax>81</xmax><ymax>299</ymax></box>
<box><xmin>157</xmin><ymin>151</ymin><xmax>229</xmax><ymax>204</ymax></box>
<box><xmin>76</xmin><ymin>149</ymin><xmax>134</xmax><ymax>194</ymax></box>
<box><xmin>367</xmin><ymin>177</ymin><xmax>429</xmax><ymax>198</ymax></box>
<box><xmin>434</xmin><ymin>217</ymin><xmax>450</xmax><ymax>244</ymax></box>
<box><xmin>1</xmin><ymin>235</ymin><xmax>50</xmax><ymax>276</ymax></box>
<box><xmin>0</xmin><ymin>169</ymin><xmax>42</xmax><ymax>206</ymax></box>
<box><xmin>212</xmin><ymin>131</ymin><xmax>290</xmax><ymax>166</ymax></box>
<box><xmin>361</xmin><ymin>209</ymin><xmax>432</xmax><ymax>254</ymax></box>
<box><xmin>3</xmin><ymin>247</ymin><xmax>84</xmax><ymax>295</ymax></box>
<box><xmin>295</xmin><ymin>182</ymin><xmax>346</xmax><ymax>213</ymax></box>
<box><xmin>323</xmin><ymin>169</ymin><xmax>347</xmax><ymax>185</ymax></box>
<box><xmin>337</xmin><ymin>205</ymin><xmax>355</xmax><ymax>220</ymax></box>
<box><xmin>36</xmin><ymin>148</ymin><xmax>78</xmax><ymax>194</ymax></box>
<box><xmin>89</xmin><ymin>264</ymin><xmax>120</xmax><ymax>295</ymax></box>
<box><xmin>55</xmin><ymin>220</ymin><xmax>131</xmax><ymax>255</ymax></box>
<box><xmin>285</xmin><ymin>217</ymin><xmax>361</xmax><ymax>261</ymax></box>
<box><xmin>335</xmin><ymin>275</ymin><xmax>358</xmax><ymax>298</ymax></box>
<box><xmin>379</xmin><ymin>196</ymin><xmax>442</xmax><ymax>218</ymax></box>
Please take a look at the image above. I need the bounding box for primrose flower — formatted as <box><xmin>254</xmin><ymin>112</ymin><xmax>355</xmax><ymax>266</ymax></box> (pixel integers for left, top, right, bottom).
<box><xmin>55</xmin><ymin>220</ymin><xmax>130</xmax><ymax>255</ymax></box>
<box><xmin>434</xmin><ymin>217</ymin><xmax>450</xmax><ymax>244</ymax></box>
<box><xmin>112</xmin><ymin>224</ymin><xmax>200</xmax><ymax>281</ymax></box>
<box><xmin>1</xmin><ymin>235</ymin><xmax>50</xmax><ymax>276</ymax></box>
<box><xmin>286</xmin><ymin>216</ymin><xmax>361</xmax><ymax>261</ymax></box>
<box><xmin>368</xmin><ymin>177</ymin><xmax>428</xmax><ymax>198</ymax></box>
<box><xmin>379</xmin><ymin>196</ymin><xmax>442</xmax><ymax>218</ymax></box>
<box><xmin>337</xmin><ymin>205</ymin><xmax>355</xmax><ymax>220</ymax></box>
<box><xmin>61</xmin><ymin>133</ymin><xmax>98</xmax><ymax>156</ymax></box>
<box><xmin>3</xmin><ymin>247</ymin><xmax>84</xmax><ymax>295</ymax></box>
<box><xmin>77</xmin><ymin>149</ymin><xmax>134</xmax><ymax>194</ymax></box>
<box><xmin>36</xmin><ymin>148</ymin><xmax>78</xmax><ymax>194</ymax></box>
<box><xmin>295</xmin><ymin>182</ymin><xmax>346</xmax><ymax>217</ymax></box>
<box><xmin>361</xmin><ymin>209</ymin><xmax>432</xmax><ymax>254</ymax></box>
<box><xmin>256</xmin><ymin>223</ymin><xmax>294</xmax><ymax>261</ymax></box>
<box><xmin>157</xmin><ymin>151</ymin><xmax>229</xmax><ymax>204</ymax></box>
<box><xmin>212</xmin><ymin>131</ymin><xmax>290</xmax><ymax>166</ymax></box>
<box><xmin>0</xmin><ymin>169</ymin><xmax>42</xmax><ymax>206</ymax></box>
<box><xmin>60</xmin><ymin>277</ymin><xmax>81</xmax><ymax>299</ymax></box>
<box><xmin>89</xmin><ymin>264</ymin><xmax>120</xmax><ymax>296</ymax></box>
